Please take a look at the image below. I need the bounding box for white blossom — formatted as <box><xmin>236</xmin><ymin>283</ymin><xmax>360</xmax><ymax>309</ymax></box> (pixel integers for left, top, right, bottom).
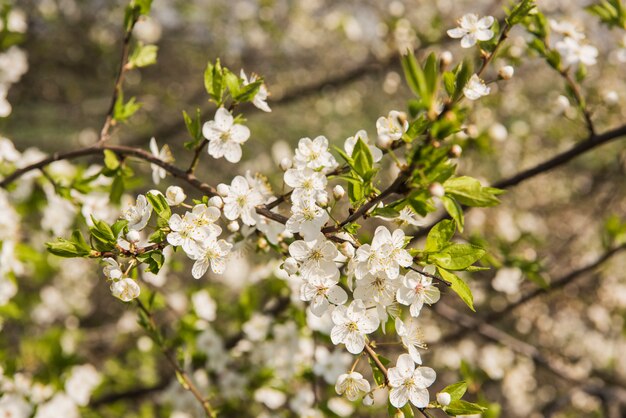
<box><xmin>387</xmin><ymin>354</ymin><xmax>436</xmax><ymax>408</ymax></box>
<box><xmin>65</xmin><ymin>364</ymin><xmax>101</xmax><ymax>406</ymax></box>
<box><xmin>313</xmin><ymin>346</ymin><xmax>352</xmax><ymax>384</ymax></box>
<box><xmin>102</xmin><ymin>258</ymin><xmax>123</xmax><ymax>280</ymax></box>
<box><xmin>549</xmin><ymin>20</ymin><xmax>585</xmax><ymax>41</ymax></box>
<box><xmin>335</xmin><ymin>372</ymin><xmax>371</xmax><ymax>401</ymax></box>
<box><xmin>149</xmin><ymin>137</ymin><xmax>174</xmax><ymax>185</ymax></box>
<box><xmin>203</xmin><ymin>107</ymin><xmax>250</xmax><ymax>163</ymax></box>
<box><xmin>447</xmin><ymin>14</ymin><xmax>495</xmax><ymax>48</ymax></box>
<box><xmin>110</xmin><ymin>278</ymin><xmax>141</xmax><ymax>302</ymax></box>
<box><xmin>555</xmin><ymin>37</ymin><xmax>598</xmax><ymax>67</ymax></box>
<box><xmin>396</xmin><ymin>270</ymin><xmax>441</xmax><ymax>317</ymax></box>
<box><xmin>301</xmin><ymin>272</ymin><xmax>348</xmax><ymax>316</ymax></box>
<box><xmin>33</xmin><ymin>394</ymin><xmax>79</xmax><ymax>418</ymax></box>
<box><xmin>192</xmin><ymin>290</ymin><xmax>217</xmax><ymax>321</ymax></box>
<box><xmin>0</xmin><ymin>394</ymin><xmax>31</xmax><ymax>418</ymax></box>
<box><xmin>354</xmin><ymin>226</ymin><xmax>412</xmax><ymax>280</ymax></box>
<box><xmin>463</xmin><ymin>74</ymin><xmax>490</xmax><ymax>100</ymax></box>
<box><xmin>376</xmin><ymin>110</ymin><xmax>408</xmax><ymax>145</ymax></box>
<box><xmin>284</xmin><ymin>167</ymin><xmax>328</xmax><ymax>203</ymax></box>
<box><xmin>189</xmin><ymin>237</ymin><xmax>233</xmax><ymax>277</ymax></box>
<box><xmin>437</xmin><ymin>392</ymin><xmax>452</xmax><ymax>406</ymax></box>
<box><xmin>288</xmin><ymin>235</ymin><xmax>339</xmax><ymax>280</ymax></box>
<box><xmin>165</xmin><ymin>185</ymin><xmax>186</xmax><ymax>206</ymax></box>
<box><xmin>241</xmin><ymin>70</ymin><xmax>271</xmax><ymax>112</ymax></box>
<box><xmin>396</xmin><ymin>317</ymin><xmax>427</xmax><ymax>364</ymax></box>
<box><xmin>330</xmin><ymin>300</ymin><xmax>379</xmax><ymax>354</ymax></box>
<box><xmin>293</xmin><ymin>136</ymin><xmax>338</xmax><ymax>173</ymax></box>
<box><xmin>286</xmin><ymin>199</ymin><xmax>329</xmax><ymax>241</ymax></box>
<box><xmin>221</xmin><ymin>175</ymin><xmax>263</xmax><ymax>226</ymax></box>
<box><xmin>123</xmin><ymin>194</ymin><xmax>152</xmax><ymax>231</ymax></box>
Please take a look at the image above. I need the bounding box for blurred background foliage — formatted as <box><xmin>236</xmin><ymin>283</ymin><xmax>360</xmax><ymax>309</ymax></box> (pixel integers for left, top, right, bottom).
<box><xmin>2</xmin><ymin>0</ymin><xmax>626</xmax><ymax>417</ymax></box>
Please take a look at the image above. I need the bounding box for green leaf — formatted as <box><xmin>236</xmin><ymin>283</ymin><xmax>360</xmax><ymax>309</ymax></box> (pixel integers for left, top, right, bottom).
<box><xmin>430</xmin><ymin>243</ymin><xmax>486</xmax><ymax>270</ymax></box>
<box><xmin>103</xmin><ymin>149</ymin><xmax>120</xmax><ymax>171</ymax></box>
<box><xmin>111</xmin><ymin>219</ymin><xmax>129</xmax><ymax>238</ymax></box>
<box><xmin>183</xmin><ymin>108</ymin><xmax>203</xmax><ymax>149</ymax></box>
<box><xmin>224</xmin><ymin>70</ymin><xmax>242</xmax><ymax>98</ymax></box>
<box><xmin>438</xmin><ymin>267</ymin><xmax>475</xmax><ymax>311</ymax></box>
<box><xmin>443</xmin><ymin>176</ymin><xmax>502</xmax><ymax>207</ymax></box>
<box><xmin>233</xmin><ymin>80</ymin><xmax>263</xmax><ymax>102</ymax></box>
<box><xmin>147</xmin><ymin>192</ymin><xmax>171</xmax><ymax>220</ymax></box>
<box><xmin>46</xmin><ymin>238</ymin><xmax>90</xmax><ymax>258</ymax></box>
<box><xmin>443</xmin><ymin>71</ymin><xmax>456</xmax><ymax>97</ymax></box>
<box><xmin>425</xmin><ymin>219</ymin><xmax>455</xmax><ymax>252</ymax></box>
<box><xmin>113</xmin><ymin>93</ymin><xmax>142</xmax><ymax>123</ymax></box>
<box><xmin>444</xmin><ymin>400</ymin><xmax>487</xmax><ymax>416</ymax></box>
<box><xmin>352</xmin><ymin>137</ymin><xmax>374</xmax><ymax>178</ymax></box>
<box><xmin>89</xmin><ymin>217</ymin><xmax>117</xmax><ymax>251</ymax></box>
<box><xmin>453</xmin><ymin>59</ymin><xmax>473</xmax><ymax>101</ymax></box>
<box><xmin>70</xmin><ymin>230</ymin><xmax>91</xmax><ymax>253</ymax></box>
<box><xmin>442</xmin><ymin>381</ymin><xmax>467</xmax><ymax>401</ymax></box>
<box><xmin>109</xmin><ymin>175</ymin><xmax>125</xmax><ymax>204</ymax></box>
<box><xmin>204</xmin><ymin>59</ymin><xmax>225</xmax><ymax>104</ymax></box>
<box><xmin>128</xmin><ymin>43</ymin><xmax>158</xmax><ymax>69</ymax></box>
<box><xmin>506</xmin><ymin>0</ymin><xmax>537</xmax><ymax>26</ymax></box>
<box><xmin>401</xmin><ymin>52</ymin><xmax>427</xmax><ymax>100</ymax></box>
<box><xmin>423</xmin><ymin>52</ymin><xmax>439</xmax><ymax>99</ymax></box>
<box><xmin>441</xmin><ymin>195</ymin><xmax>464</xmax><ymax>232</ymax></box>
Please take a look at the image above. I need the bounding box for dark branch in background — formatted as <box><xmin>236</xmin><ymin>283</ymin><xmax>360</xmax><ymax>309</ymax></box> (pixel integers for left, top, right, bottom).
<box><xmin>433</xmin><ymin>302</ymin><xmax>626</xmax><ymax>405</ymax></box>
<box><xmin>438</xmin><ymin>242</ymin><xmax>626</xmax><ymax>344</ymax></box>
<box><xmin>98</xmin><ymin>13</ymin><xmax>139</xmax><ymax>144</ymax></box>
<box><xmin>0</xmin><ymin>144</ymin><xmax>217</xmax><ymax>196</ymax></box>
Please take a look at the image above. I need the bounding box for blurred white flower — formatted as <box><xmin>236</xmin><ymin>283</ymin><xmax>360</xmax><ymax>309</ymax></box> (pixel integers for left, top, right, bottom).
<box><xmin>447</xmin><ymin>14</ymin><xmax>495</xmax><ymax>48</ymax></box>
<box><xmin>463</xmin><ymin>74</ymin><xmax>490</xmax><ymax>100</ymax></box>
<box><xmin>556</xmin><ymin>37</ymin><xmax>598</xmax><ymax>66</ymax></box>
<box><xmin>110</xmin><ymin>278</ymin><xmax>140</xmax><ymax>302</ymax></box>
<box><xmin>149</xmin><ymin>137</ymin><xmax>174</xmax><ymax>185</ymax></box>
<box><xmin>65</xmin><ymin>364</ymin><xmax>101</xmax><ymax>406</ymax></box>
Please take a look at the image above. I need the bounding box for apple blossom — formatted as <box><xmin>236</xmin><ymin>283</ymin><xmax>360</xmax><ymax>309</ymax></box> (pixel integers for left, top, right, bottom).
<box><xmin>189</xmin><ymin>237</ymin><xmax>233</xmax><ymax>277</ymax></box>
<box><xmin>123</xmin><ymin>194</ymin><xmax>152</xmax><ymax>231</ymax></box>
<box><xmin>330</xmin><ymin>300</ymin><xmax>379</xmax><ymax>354</ymax></box>
<box><xmin>376</xmin><ymin>110</ymin><xmax>408</xmax><ymax>145</ymax></box>
<box><xmin>293</xmin><ymin>136</ymin><xmax>338</xmax><ymax>173</ymax></box>
<box><xmin>387</xmin><ymin>353</ymin><xmax>436</xmax><ymax>408</ymax></box>
<box><xmin>396</xmin><ymin>270</ymin><xmax>441</xmax><ymax>317</ymax></box>
<box><xmin>203</xmin><ymin>107</ymin><xmax>251</xmax><ymax>163</ymax></box>
<box><xmin>165</xmin><ymin>185</ymin><xmax>186</xmax><ymax>206</ymax></box>
<box><xmin>110</xmin><ymin>278</ymin><xmax>141</xmax><ymax>302</ymax></box>
<box><xmin>221</xmin><ymin>175</ymin><xmax>263</xmax><ymax>226</ymax></box>
<box><xmin>447</xmin><ymin>14</ymin><xmax>495</xmax><ymax>48</ymax></box>
<box><xmin>463</xmin><ymin>74</ymin><xmax>490</xmax><ymax>100</ymax></box>
<box><xmin>149</xmin><ymin>137</ymin><xmax>174</xmax><ymax>185</ymax></box>
<box><xmin>335</xmin><ymin>372</ymin><xmax>371</xmax><ymax>401</ymax></box>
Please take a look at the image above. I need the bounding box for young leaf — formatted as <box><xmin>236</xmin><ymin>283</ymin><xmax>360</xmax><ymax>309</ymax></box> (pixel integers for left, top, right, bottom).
<box><xmin>441</xmin><ymin>195</ymin><xmax>464</xmax><ymax>232</ymax></box>
<box><xmin>438</xmin><ymin>267</ymin><xmax>475</xmax><ymax>311</ymax></box>
<box><xmin>401</xmin><ymin>51</ymin><xmax>427</xmax><ymax>100</ymax></box>
<box><xmin>444</xmin><ymin>400</ymin><xmax>487</xmax><ymax>416</ymax></box>
<box><xmin>128</xmin><ymin>43</ymin><xmax>158</xmax><ymax>69</ymax></box>
<box><xmin>442</xmin><ymin>381</ymin><xmax>467</xmax><ymax>401</ymax></box>
<box><xmin>430</xmin><ymin>243</ymin><xmax>486</xmax><ymax>271</ymax></box>
<box><xmin>147</xmin><ymin>192</ymin><xmax>171</xmax><ymax>220</ymax></box>
<box><xmin>103</xmin><ymin>149</ymin><xmax>120</xmax><ymax>171</ymax></box>
<box><xmin>443</xmin><ymin>176</ymin><xmax>503</xmax><ymax>207</ymax></box>
<box><xmin>425</xmin><ymin>219</ymin><xmax>456</xmax><ymax>252</ymax></box>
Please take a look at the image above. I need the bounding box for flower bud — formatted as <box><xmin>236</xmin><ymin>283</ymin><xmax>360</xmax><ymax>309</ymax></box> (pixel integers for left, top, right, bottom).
<box><xmin>333</xmin><ymin>185</ymin><xmax>345</xmax><ymax>200</ymax></box>
<box><xmin>283</xmin><ymin>257</ymin><xmax>298</xmax><ymax>275</ymax></box>
<box><xmin>604</xmin><ymin>90</ymin><xmax>619</xmax><ymax>105</ymax></box>
<box><xmin>394</xmin><ymin>410</ymin><xmax>405</xmax><ymax>418</ymax></box>
<box><xmin>437</xmin><ymin>392</ymin><xmax>451</xmax><ymax>406</ymax></box>
<box><xmin>208</xmin><ymin>196</ymin><xmax>224</xmax><ymax>209</ymax></box>
<box><xmin>339</xmin><ymin>242</ymin><xmax>355</xmax><ymax>258</ymax></box>
<box><xmin>126</xmin><ymin>230</ymin><xmax>141</xmax><ymax>243</ymax></box>
<box><xmin>440</xmin><ymin>50</ymin><xmax>453</xmax><ymax>67</ymax></box>
<box><xmin>217</xmin><ymin>183</ymin><xmax>229</xmax><ymax>197</ymax></box>
<box><xmin>449</xmin><ymin>144</ymin><xmax>462</xmax><ymax>158</ymax></box>
<box><xmin>258</xmin><ymin>237</ymin><xmax>268</xmax><ymax>250</ymax></box>
<box><xmin>498</xmin><ymin>65</ymin><xmax>514</xmax><ymax>80</ymax></box>
<box><xmin>429</xmin><ymin>182</ymin><xmax>445</xmax><ymax>198</ymax></box>
<box><xmin>556</xmin><ymin>95</ymin><xmax>570</xmax><ymax>113</ymax></box>
<box><xmin>279</xmin><ymin>157</ymin><xmax>292</xmax><ymax>171</ymax></box>
<box><xmin>165</xmin><ymin>185</ymin><xmax>186</xmax><ymax>206</ymax></box>
<box><xmin>465</xmin><ymin>124</ymin><xmax>478</xmax><ymax>138</ymax></box>
<box><xmin>227</xmin><ymin>221</ymin><xmax>240</xmax><ymax>232</ymax></box>
<box><xmin>317</xmin><ymin>193</ymin><xmax>329</xmax><ymax>207</ymax></box>
<box><xmin>362</xmin><ymin>394</ymin><xmax>374</xmax><ymax>406</ymax></box>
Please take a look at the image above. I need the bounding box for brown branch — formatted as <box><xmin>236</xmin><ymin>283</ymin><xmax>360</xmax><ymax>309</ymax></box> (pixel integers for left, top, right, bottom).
<box><xmin>363</xmin><ymin>343</ymin><xmax>389</xmax><ymax>385</ymax></box>
<box><xmin>98</xmin><ymin>15</ymin><xmax>139</xmax><ymax>145</ymax></box>
<box><xmin>0</xmin><ymin>144</ymin><xmax>217</xmax><ymax>197</ymax></box>
<box><xmin>136</xmin><ymin>299</ymin><xmax>216</xmax><ymax>417</ymax></box>
<box><xmin>438</xmin><ymin>242</ymin><xmax>626</xmax><ymax>345</ymax></box>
